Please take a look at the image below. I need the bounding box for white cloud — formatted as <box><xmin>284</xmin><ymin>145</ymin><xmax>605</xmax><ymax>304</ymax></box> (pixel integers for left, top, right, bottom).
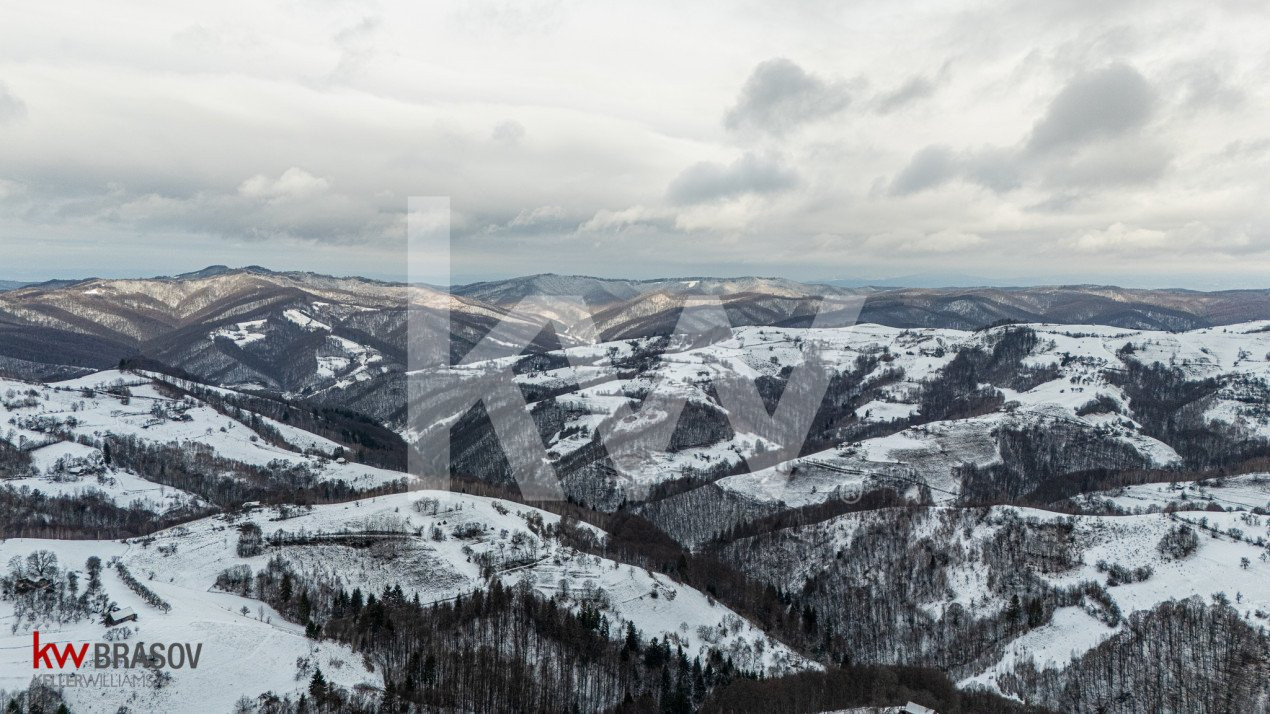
<box><xmin>238</xmin><ymin>168</ymin><xmax>332</xmax><ymax>202</ymax></box>
<box><xmin>905</xmin><ymin>230</ymin><xmax>986</xmax><ymax>253</ymax></box>
<box><xmin>0</xmin><ymin>81</ymin><xmax>26</xmax><ymax>124</ymax></box>
<box><xmin>509</xmin><ymin>205</ymin><xmax>567</xmax><ymax>228</ymax></box>
<box><xmin>1071</xmin><ymin>221</ymin><xmax>1256</xmax><ymax>256</ymax></box>
<box><xmin>864</xmin><ymin>229</ymin><xmax>986</xmax><ymax>254</ymax></box>
<box><xmin>1072</xmin><ymin>223</ymin><xmax>1168</xmax><ymax>253</ymax></box>
<box><xmin>579</xmin><ymin>205</ymin><xmax>676</xmax><ymax>233</ymax></box>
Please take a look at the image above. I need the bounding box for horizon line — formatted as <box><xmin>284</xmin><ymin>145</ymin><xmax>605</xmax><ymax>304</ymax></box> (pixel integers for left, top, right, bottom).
<box><xmin>2</xmin><ymin>264</ymin><xmax>1267</xmax><ymax>293</ymax></box>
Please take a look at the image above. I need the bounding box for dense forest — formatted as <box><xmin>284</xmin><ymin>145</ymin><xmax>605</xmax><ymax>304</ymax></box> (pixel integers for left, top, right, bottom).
<box><xmin>1000</xmin><ymin>597</ymin><xmax>1270</xmax><ymax>713</ymax></box>
<box><xmin>212</xmin><ymin>555</ymin><xmax>1040</xmax><ymax>714</ymax></box>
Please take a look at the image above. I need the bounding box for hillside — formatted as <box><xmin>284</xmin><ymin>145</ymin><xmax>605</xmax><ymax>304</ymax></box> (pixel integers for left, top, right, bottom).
<box><xmin>1</xmin><ymin>489</ymin><xmax>819</xmax><ymax>713</ymax></box>
<box><xmin>3</xmin><ymin>281</ymin><xmax>1270</xmax><ymax>712</ymax></box>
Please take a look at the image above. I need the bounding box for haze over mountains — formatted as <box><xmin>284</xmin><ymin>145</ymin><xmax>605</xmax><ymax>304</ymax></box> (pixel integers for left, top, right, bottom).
<box><xmin>4</xmin><ymin>265</ymin><xmax>1270</xmax><ymax>371</ymax></box>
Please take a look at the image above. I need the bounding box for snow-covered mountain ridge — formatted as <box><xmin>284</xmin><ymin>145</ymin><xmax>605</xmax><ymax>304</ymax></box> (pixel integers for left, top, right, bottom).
<box><xmin>4</xmin><ymin>279</ymin><xmax>1270</xmax><ymax>711</ymax></box>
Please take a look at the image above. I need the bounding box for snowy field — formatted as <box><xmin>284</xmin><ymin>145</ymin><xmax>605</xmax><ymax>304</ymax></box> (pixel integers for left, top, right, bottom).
<box><xmin>0</xmin><ymin>537</ymin><xmax>378</xmax><ymax>714</ymax></box>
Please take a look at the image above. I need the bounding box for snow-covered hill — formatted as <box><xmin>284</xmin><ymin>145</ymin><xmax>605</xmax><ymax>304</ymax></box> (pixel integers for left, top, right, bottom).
<box><xmin>959</xmin><ymin>507</ymin><xmax>1269</xmax><ymax>697</ymax></box>
<box><xmin>1</xmin><ymin>490</ymin><xmax>814</xmax><ymax>713</ymax></box>
<box><xmin>0</xmin><ymin>536</ymin><xmax>378</xmax><ymax>713</ymax></box>
<box><xmin>715</xmin><ymin>502</ymin><xmax>1269</xmax><ymax>709</ymax></box>
<box><xmin>435</xmin><ymin>321</ymin><xmax>1270</xmax><ymax>528</ymax></box>
<box><xmin>1</xmin><ymin>370</ymin><xmax>411</xmax><ymax>508</ymax></box>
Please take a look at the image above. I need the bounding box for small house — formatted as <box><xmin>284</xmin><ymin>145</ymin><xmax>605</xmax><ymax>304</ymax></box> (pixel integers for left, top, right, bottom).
<box><xmin>105</xmin><ymin>608</ymin><xmax>138</xmax><ymax>626</ymax></box>
<box><xmin>902</xmin><ymin>702</ymin><xmax>937</xmax><ymax>714</ymax></box>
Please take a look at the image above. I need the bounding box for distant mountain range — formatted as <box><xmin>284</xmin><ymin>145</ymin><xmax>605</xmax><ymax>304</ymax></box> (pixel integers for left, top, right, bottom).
<box><xmin>456</xmin><ymin>272</ymin><xmax>1270</xmax><ymax>332</ymax></box>
<box><xmin>1</xmin><ymin>266</ymin><xmax>1269</xmax><ymax>422</ymax></box>
<box><xmin>821</xmin><ymin>272</ymin><xmax>1020</xmax><ymax>288</ymax></box>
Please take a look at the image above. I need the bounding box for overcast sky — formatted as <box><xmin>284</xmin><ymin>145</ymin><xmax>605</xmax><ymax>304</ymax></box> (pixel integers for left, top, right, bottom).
<box><xmin>1</xmin><ymin>1</ymin><xmax>1268</xmax><ymax>287</ymax></box>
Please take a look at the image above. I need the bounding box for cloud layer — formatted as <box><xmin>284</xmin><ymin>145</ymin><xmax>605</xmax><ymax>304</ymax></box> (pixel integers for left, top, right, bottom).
<box><xmin>0</xmin><ymin>1</ymin><xmax>1268</xmax><ymax>286</ymax></box>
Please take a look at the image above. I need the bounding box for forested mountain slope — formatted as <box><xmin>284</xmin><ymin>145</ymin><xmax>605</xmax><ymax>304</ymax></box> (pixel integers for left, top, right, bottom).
<box><xmin>3</xmin><ymin>279</ymin><xmax>1270</xmax><ymax>712</ymax></box>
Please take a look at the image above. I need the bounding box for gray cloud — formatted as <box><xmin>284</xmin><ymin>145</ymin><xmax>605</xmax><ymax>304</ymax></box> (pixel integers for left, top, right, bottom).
<box><xmin>724</xmin><ymin>58</ymin><xmax>852</xmax><ymax>135</ymax></box>
<box><xmin>1217</xmin><ymin>138</ymin><xmax>1270</xmax><ymax>162</ymax></box>
<box><xmin>963</xmin><ymin>147</ymin><xmax>1024</xmax><ymax>193</ymax></box>
<box><xmin>667</xmin><ymin>153</ymin><xmax>799</xmax><ymax>204</ymax></box>
<box><xmin>875</xmin><ymin>76</ymin><xmax>936</xmax><ymax>114</ymax></box>
<box><xmin>1026</xmin><ymin>64</ymin><xmax>1156</xmax><ymax>153</ymax></box>
<box><xmin>1040</xmin><ymin>137</ymin><xmax>1171</xmax><ymax>189</ymax></box>
<box><xmin>892</xmin><ymin>144</ymin><xmax>1028</xmax><ymax>196</ymax></box>
<box><xmin>894</xmin><ymin>63</ymin><xmax>1169</xmax><ymax>196</ymax></box>
<box><xmin>890</xmin><ymin>146</ymin><xmax>958</xmax><ymax>195</ymax></box>
<box><xmin>0</xmin><ymin>82</ymin><xmax>27</xmax><ymax>125</ymax></box>
<box><xmin>4</xmin><ymin>165</ymin><xmax>401</xmax><ymax>246</ymax></box>
<box><xmin>492</xmin><ymin>120</ymin><xmax>526</xmax><ymax>145</ymax></box>
<box><xmin>1175</xmin><ymin>62</ymin><xmax>1245</xmax><ymax>113</ymax></box>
